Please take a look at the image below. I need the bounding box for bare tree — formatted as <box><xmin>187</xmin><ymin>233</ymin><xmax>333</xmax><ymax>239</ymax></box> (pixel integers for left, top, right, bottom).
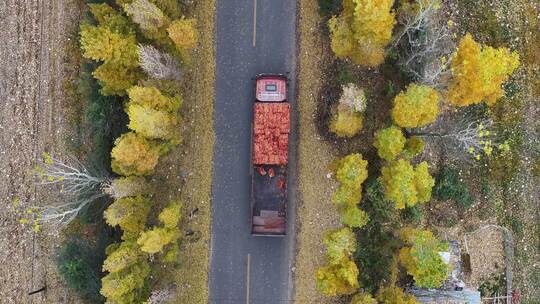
<box><xmin>147</xmin><ymin>284</ymin><xmax>176</xmax><ymax>304</ymax></box>
<box><xmin>35</xmin><ymin>153</ymin><xmax>110</xmax><ymax>226</ymax></box>
<box><xmin>35</xmin><ymin>154</ymin><xmax>151</xmax><ymax>227</ymax></box>
<box><xmin>138</xmin><ymin>44</ymin><xmax>182</xmax><ymax>80</ymax></box>
<box><xmin>394</xmin><ymin>0</ymin><xmax>455</xmax><ymax>88</ymax></box>
<box><xmin>412</xmin><ymin>118</ymin><xmax>499</xmax><ymax>160</ymax></box>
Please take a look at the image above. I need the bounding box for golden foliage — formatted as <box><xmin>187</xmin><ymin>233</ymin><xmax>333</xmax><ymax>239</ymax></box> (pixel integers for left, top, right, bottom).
<box><xmin>447</xmin><ymin>33</ymin><xmax>520</xmax><ymax>106</ymax></box>
<box><xmin>374</xmin><ymin>126</ymin><xmax>406</xmax><ymax>161</ymax></box>
<box><xmin>104</xmin><ymin>196</ymin><xmax>151</xmax><ymax>240</ymax></box>
<box><xmin>316</xmin><ymin>260</ymin><xmax>360</xmax><ymax>296</ymax></box>
<box><xmin>328</xmin><ymin>0</ymin><xmax>396</xmax><ymax>66</ymax></box>
<box><xmin>392</xmin><ymin>84</ymin><xmax>440</xmax><ymax>128</ymax></box>
<box><xmin>167</xmin><ymin>18</ymin><xmax>198</xmax><ymax>52</ymax></box>
<box><xmin>111</xmin><ymin>132</ymin><xmax>162</xmax><ymax>176</ymax></box>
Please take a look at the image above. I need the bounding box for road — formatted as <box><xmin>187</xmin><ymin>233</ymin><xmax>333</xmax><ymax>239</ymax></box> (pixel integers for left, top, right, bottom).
<box><xmin>209</xmin><ymin>0</ymin><xmax>297</xmax><ymax>303</ymax></box>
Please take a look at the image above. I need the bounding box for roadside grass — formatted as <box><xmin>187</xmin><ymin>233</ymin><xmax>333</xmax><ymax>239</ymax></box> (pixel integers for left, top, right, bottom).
<box><xmin>170</xmin><ymin>0</ymin><xmax>215</xmax><ymax>303</ymax></box>
<box><xmin>293</xmin><ymin>1</ymin><xmax>342</xmax><ymax>303</ymax></box>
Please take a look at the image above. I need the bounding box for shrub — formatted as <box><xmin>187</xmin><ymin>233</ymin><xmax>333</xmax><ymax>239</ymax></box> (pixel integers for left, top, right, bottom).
<box><xmin>392</xmin><ymin>84</ymin><xmax>440</xmax><ymax>128</ymax></box>
<box><xmin>399</xmin><ymin>228</ymin><xmax>449</xmax><ymax>289</ymax></box>
<box><xmin>447</xmin><ymin>33</ymin><xmax>520</xmax><ymax>107</ymax></box>
<box><xmin>373</xmin><ymin>126</ymin><xmax>406</xmax><ymax>161</ymax></box>
<box><xmin>433</xmin><ymin>167</ymin><xmax>473</xmax><ymax>208</ymax></box>
<box><xmin>318</xmin><ymin>0</ymin><xmax>341</xmax><ymax>16</ymax></box>
<box><xmin>328</xmin><ymin>0</ymin><xmax>395</xmax><ymax>66</ymax></box>
<box><xmin>404</xmin><ymin>136</ymin><xmax>425</xmax><ymax>158</ymax></box>
<box><xmin>57</xmin><ymin>238</ymin><xmax>106</xmax><ymax>303</ymax></box>
<box><xmin>111</xmin><ymin>132</ymin><xmax>162</xmax><ymax>176</ymax></box>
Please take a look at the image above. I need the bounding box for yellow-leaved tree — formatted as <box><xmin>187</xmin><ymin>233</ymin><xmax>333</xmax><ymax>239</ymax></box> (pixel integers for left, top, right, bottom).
<box><xmin>351</xmin><ymin>292</ymin><xmax>378</xmax><ymax>304</ymax></box>
<box><xmin>316</xmin><ymin>259</ymin><xmax>360</xmax><ymax>296</ymax></box>
<box><xmin>373</xmin><ymin>126</ymin><xmax>406</xmax><ymax>161</ymax></box>
<box><xmin>392</xmin><ymin>84</ymin><xmax>440</xmax><ymax>128</ymax></box>
<box><xmin>330</xmin><ymin>84</ymin><xmax>367</xmax><ymax>137</ymax></box>
<box><xmin>379</xmin><ymin>159</ymin><xmax>435</xmax><ymax>209</ymax></box>
<box><xmin>137</xmin><ymin>200</ymin><xmax>181</xmax><ymax>256</ymax></box>
<box><xmin>167</xmin><ymin>18</ymin><xmax>198</xmax><ymax>53</ymax></box>
<box><xmin>328</xmin><ymin>0</ymin><xmax>396</xmax><ymax>67</ymax></box>
<box><xmin>447</xmin><ymin>33</ymin><xmax>520</xmax><ymax>106</ymax></box>
<box><xmin>80</xmin><ymin>3</ymin><xmax>142</xmax><ymax>95</ymax></box>
<box><xmin>125</xmin><ymin>85</ymin><xmax>182</xmax><ymax>141</ymax></box>
<box><xmin>398</xmin><ymin>228</ymin><xmax>449</xmax><ymax>288</ymax></box>
<box><xmin>104</xmin><ymin>196</ymin><xmax>151</xmax><ymax>240</ymax></box>
<box><xmin>111</xmin><ymin>132</ymin><xmax>163</xmax><ymax>176</ymax></box>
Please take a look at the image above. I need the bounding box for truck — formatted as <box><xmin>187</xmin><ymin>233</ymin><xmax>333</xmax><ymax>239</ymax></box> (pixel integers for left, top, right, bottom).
<box><xmin>250</xmin><ymin>74</ymin><xmax>290</xmax><ymax>236</ymax></box>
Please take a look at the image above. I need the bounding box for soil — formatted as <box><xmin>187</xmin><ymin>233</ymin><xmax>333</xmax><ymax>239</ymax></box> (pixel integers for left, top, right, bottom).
<box><xmin>0</xmin><ymin>0</ymin><xmax>84</xmax><ymax>303</ymax></box>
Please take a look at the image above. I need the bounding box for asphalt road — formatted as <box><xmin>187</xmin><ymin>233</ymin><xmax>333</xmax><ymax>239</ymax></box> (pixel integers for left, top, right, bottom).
<box><xmin>209</xmin><ymin>0</ymin><xmax>297</xmax><ymax>303</ymax></box>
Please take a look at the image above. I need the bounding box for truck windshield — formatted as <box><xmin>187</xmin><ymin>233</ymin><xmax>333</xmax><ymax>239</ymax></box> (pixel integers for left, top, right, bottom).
<box><xmin>266</xmin><ymin>84</ymin><xmax>277</xmax><ymax>91</ymax></box>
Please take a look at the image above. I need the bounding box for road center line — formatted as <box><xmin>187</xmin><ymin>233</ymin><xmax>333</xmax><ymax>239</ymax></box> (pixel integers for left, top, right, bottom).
<box><xmin>252</xmin><ymin>0</ymin><xmax>257</xmax><ymax>47</ymax></box>
<box><xmin>246</xmin><ymin>253</ymin><xmax>251</xmax><ymax>304</ymax></box>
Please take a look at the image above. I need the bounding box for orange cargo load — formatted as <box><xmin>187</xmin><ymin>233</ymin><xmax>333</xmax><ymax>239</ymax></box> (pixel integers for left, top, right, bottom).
<box><xmin>253</xmin><ymin>102</ymin><xmax>290</xmax><ymax>165</ymax></box>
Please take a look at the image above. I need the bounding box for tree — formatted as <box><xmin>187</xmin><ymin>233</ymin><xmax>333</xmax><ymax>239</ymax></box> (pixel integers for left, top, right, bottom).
<box><xmin>340</xmin><ymin>206</ymin><xmax>370</xmax><ymax>228</ymax></box>
<box><xmin>380</xmin><ymin>159</ymin><xmax>434</xmax><ymax>209</ymax></box>
<box><xmin>104</xmin><ymin>196</ymin><xmax>151</xmax><ymax>240</ymax></box>
<box><xmin>126</xmin><ymin>103</ymin><xmax>180</xmax><ymax>140</ymax></box>
<box><xmin>127</xmin><ymin>85</ymin><xmax>182</xmax><ymax>112</ymax></box>
<box><xmin>336</xmin><ymin>153</ymin><xmax>369</xmax><ymax>189</ymax></box>
<box><xmin>376</xmin><ymin>285</ymin><xmax>419</xmax><ymax>304</ymax></box>
<box><xmin>323</xmin><ymin>227</ymin><xmax>357</xmax><ymax>264</ymax></box>
<box><xmin>333</xmin><ymin>185</ymin><xmax>362</xmax><ymax>207</ymax></box>
<box><xmin>394</xmin><ymin>0</ymin><xmax>454</xmax><ymax>87</ymax></box>
<box><xmin>138</xmin><ymin>44</ymin><xmax>182</xmax><ymax>80</ymax></box>
<box><xmin>123</xmin><ymin>0</ymin><xmax>170</xmax><ymax>41</ymax></box>
<box><xmin>102</xmin><ymin>241</ymin><xmax>143</xmax><ymax>273</ymax></box>
<box><xmin>104</xmin><ymin>176</ymin><xmax>153</xmax><ymax>199</ymax></box>
<box><xmin>316</xmin><ymin>260</ymin><xmax>360</xmax><ymax>296</ymax></box>
<box><xmin>351</xmin><ymin>292</ymin><xmax>377</xmax><ymax>304</ymax></box>
<box><xmin>330</xmin><ymin>110</ymin><xmax>363</xmax><ymax>138</ymax></box>
<box><xmin>328</xmin><ymin>0</ymin><xmax>396</xmax><ymax>66</ymax></box>
<box><xmin>80</xmin><ymin>6</ymin><xmax>141</xmax><ymax>96</ymax></box>
<box><xmin>413</xmin><ymin>162</ymin><xmax>435</xmax><ymax>203</ymax></box>
<box><xmin>374</xmin><ymin>126</ymin><xmax>406</xmax><ymax>161</ymax></box>
<box><xmin>93</xmin><ymin>61</ymin><xmax>142</xmax><ymax>96</ymax></box>
<box><xmin>137</xmin><ymin>200</ymin><xmax>181</xmax><ymax>254</ymax></box>
<box><xmin>330</xmin><ymin>84</ymin><xmax>366</xmax><ymax>137</ymax></box>
<box><xmin>392</xmin><ymin>84</ymin><xmax>440</xmax><ymax>128</ymax></box>
<box><xmin>398</xmin><ymin>228</ymin><xmax>449</xmax><ymax>288</ymax></box>
<box><xmin>111</xmin><ymin>132</ymin><xmax>162</xmax><ymax>176</ymax></box>
<box><xmin>447</xmin><ymin>33</ymin><xmax>520</xmax><ymax>106</ymax></box>
<box><xmin>101</xmin><ymin>261</ymin><xmax>150</xmax><ymax>303</ymax></box>
<box><xmin>34</xmin><ymin>153</ymin><xmax>109</xmax><ymax>227</ymax></box>
<box><xmin>167</xmin><ymin>18</ymin><xmax>198</xmax><ymax>52</ymax></box>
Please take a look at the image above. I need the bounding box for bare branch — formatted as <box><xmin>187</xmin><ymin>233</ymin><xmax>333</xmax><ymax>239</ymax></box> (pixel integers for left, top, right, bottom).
<box><xmin>138</xmin><ymin>44</ymin><xmax>182</xmax><ymax>80</ymax></box>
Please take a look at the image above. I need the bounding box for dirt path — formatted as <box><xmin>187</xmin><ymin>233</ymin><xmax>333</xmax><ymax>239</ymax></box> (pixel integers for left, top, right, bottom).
<box><xmin>0</xmin><ymin>0</ymin><xmax>81</xmax><ymax>302</ymax></box>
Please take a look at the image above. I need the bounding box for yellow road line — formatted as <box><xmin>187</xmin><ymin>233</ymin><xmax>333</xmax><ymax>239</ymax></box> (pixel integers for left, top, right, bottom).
<box><xmin>252</xmin><ymin>0</ymin><xmax>257</xmax><ymax>47</ymax></box>
<box><xmin>246</xmin><ymin>253</ymin><xmax>251</xmax><ymax>304</ymax></box>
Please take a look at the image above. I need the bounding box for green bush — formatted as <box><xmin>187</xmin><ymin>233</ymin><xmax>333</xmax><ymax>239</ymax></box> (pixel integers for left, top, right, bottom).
<box><xmin>57</xmin><ymin>237</ymin><xmax>107</xmax><ymax>303</ymax></box>
<box><xmin>318</xmin><ymin>0</ymin><xmax>342</xmax><ymax>17</ymax></box>
<box><xmin>433</xmin><ymin>167</ymin><xmax>473</xmax><ymax>208</ymax></box>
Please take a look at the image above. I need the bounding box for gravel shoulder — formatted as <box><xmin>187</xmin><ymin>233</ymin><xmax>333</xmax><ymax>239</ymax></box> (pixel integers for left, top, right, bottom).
<box><xmin>292</xmin><ymin>1</ymin><xmax>341</xmax><ymax>303</ymax></box>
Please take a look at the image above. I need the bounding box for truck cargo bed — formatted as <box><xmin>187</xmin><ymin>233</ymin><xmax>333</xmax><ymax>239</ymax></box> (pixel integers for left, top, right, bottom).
<box><xmin>251</xmin><ymin>164</ymin><xmax>287</xmax><ymax>235</ymax></box>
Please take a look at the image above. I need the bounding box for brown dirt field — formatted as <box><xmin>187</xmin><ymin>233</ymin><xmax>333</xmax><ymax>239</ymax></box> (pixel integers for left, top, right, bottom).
<box><xmin>292</xmin><ymin>1</ymin><xmax>342</xmax><ymax>303</ymax></box>
<box><xmin>0</xmin><ymin>0</ymin><xmax>84</xmax><ymax>303</ymax></box>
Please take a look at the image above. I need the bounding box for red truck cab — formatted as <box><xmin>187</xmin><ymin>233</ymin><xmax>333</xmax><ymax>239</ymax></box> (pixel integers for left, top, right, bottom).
<box><xmin>251</xmin><ymin>75</ymin><xmax>289</xmax><ymax>236</ymax></box>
